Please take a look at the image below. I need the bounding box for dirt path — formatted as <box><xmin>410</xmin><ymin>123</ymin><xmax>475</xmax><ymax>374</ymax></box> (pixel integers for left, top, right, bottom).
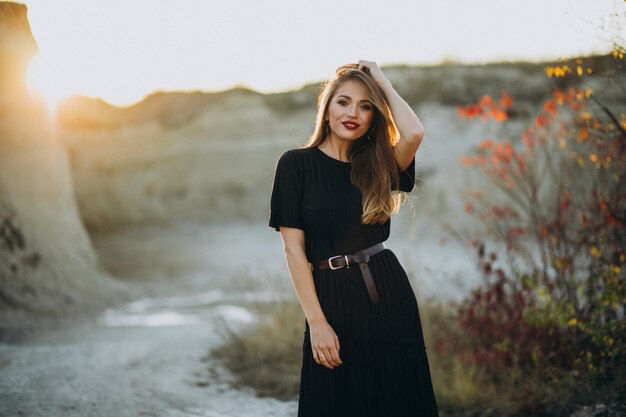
<box><xmin>0</xmin><ymin>286</ymin><xmax>298</xmax><ymax>417</ymax></box>
<box><xmin>0</xmin><ymin>219</ymin><xmax>475</xmax><ymax>417</ymax></box>
<box><xmin>0</xmin><ymin>221</ymin><xmax>297</xmax><ymax>417</ymax></box>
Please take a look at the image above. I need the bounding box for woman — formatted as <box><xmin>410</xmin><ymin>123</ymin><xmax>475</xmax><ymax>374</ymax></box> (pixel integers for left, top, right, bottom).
<box><xmin>269</xmin><ymin>60</ymin><xmax>439</xmax><ymax>416</ymax></box>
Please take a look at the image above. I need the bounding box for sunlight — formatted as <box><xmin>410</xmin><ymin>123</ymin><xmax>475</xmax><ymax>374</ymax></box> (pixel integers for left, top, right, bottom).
<box><xmin>26</xmin><ymin>52</ymin><xmax>74</xmax><ymax>116</ymax></box>
<box><xmin>20</xmin><ymin>0</ymin><xmax>616</xmax><ymax>107</ymax></box>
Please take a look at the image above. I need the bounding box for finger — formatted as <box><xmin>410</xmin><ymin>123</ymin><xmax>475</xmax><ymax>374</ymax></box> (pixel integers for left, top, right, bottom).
<box><xmin>311</xmin><ymin>349</ymin><xmax>320</xmax><ymax>364</ymax></box>
<box><xmin>312</xmin><ymin>349</ymin><xmax>321</xmax><ymax>365</ymax></box>
<box><xmin>328</xmin><ymin>348</ymin><xmax>342</xmax><ymax>366</ymax></box>
<box><xmin>320</xmin><ymin>352</ymin><xmax>333</xmax><ymax>369</ymax></box>
<box><xmin>322</xmin><ymin>347</ymin><xmax>339</xmax><ymax>367</ymax></box>
<box><xmin>318</xmin><ymin>351</ymin><xmax>334</xmax><ymax>369</ymax></box>
<box><xmin>333</xmin><ymin>338</ymin><xmax>343</xmax><ymax>364</ymax></box>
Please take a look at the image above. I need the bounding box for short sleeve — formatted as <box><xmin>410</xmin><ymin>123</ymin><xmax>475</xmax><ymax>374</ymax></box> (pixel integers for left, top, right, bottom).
<box><xmin>395</xmin><ymin>155</ymin><xmax>416</xmax><ymax>192</ymax></box>
<box><xmin>268</xmin><ymin>150</ymin><xmax>305</xmax><ymax>232</ymax></box>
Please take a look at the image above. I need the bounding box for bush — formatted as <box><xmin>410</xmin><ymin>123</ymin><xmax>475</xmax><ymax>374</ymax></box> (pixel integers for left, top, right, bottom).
<box><xmin>437</xmin><ymin>48</ymin><xmax>626</xmax><ymax>416</ymax></box>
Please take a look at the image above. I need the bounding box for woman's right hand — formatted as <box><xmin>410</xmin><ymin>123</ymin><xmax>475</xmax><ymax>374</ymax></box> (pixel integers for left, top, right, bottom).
<box><xmin>309</xmin><ymin>319</ymin><xmax>343</xmax><ymax>369</ymax></box>
<box><xmin>277</xmin><ymin>228</ymin><xmax>342</xmax><ymax>369</ymax></box>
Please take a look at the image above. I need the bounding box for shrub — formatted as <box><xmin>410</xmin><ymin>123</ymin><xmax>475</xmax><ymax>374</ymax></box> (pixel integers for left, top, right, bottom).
<box><xmin>438</xmin><ymin>48</ymin><xmax>626</xmax><ymax>416</ymax></box>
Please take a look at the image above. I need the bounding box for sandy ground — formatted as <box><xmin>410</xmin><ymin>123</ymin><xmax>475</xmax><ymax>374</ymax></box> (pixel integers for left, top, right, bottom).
<box><xmin>0</xmin><ymin>219</ymin><xmax>478</xmax><ymax>417</ymax></box>
<box><xmin>0</xmin><ymin>301</ymin><xmax>298</xmax><ymax>417</ymax></box>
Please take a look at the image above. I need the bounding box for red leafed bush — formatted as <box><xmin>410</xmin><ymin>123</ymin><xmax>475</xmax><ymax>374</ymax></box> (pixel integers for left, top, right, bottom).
<box><xmin>450</xmin><ymin>242</ymin><xmax>572</xmax><ymax>374</ymax></box>
<box><xmin>436</xmin><ymin>48</ymin><xmax>626</xmax><ymax>416</ymax></box>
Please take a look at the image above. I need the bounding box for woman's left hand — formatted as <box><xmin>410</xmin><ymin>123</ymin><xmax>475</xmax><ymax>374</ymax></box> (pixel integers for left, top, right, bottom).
<box><xmin>357</xmin><ymin>60</ymin><xmax>388</xmax><ymax>87</ymax></box>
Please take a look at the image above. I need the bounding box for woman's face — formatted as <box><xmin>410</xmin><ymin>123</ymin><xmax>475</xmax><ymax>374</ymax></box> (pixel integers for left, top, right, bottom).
<box><xmin>325</xmin><ymin>80</ymin><xmax>374</xmax><ymax>143</ymax></box>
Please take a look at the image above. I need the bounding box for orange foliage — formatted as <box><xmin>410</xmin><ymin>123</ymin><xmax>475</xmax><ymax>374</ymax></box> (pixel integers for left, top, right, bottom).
<box><xmin>535</xmin><ymin>113</ymin><xmax>550</xmax><ymax>128</ymax></box>
<box><xmin>459</xmin><ymin>78</ymin><xmax>624</xmax><ymax>248</ymax></box>
<box><xmin>493</xmin><ymin>110</ymin><xmax>507</xmax><ymax>121</ymax></box>
<box><xmin>596</xmin><ymin>194</ymin><xmax>620</xmax><ymax>226</ymax></box>
<box><xmin>479</xmin><ymin>95</ymin><xmax>493</xmax><ymax>107</ymax></box>
<box><xmin>553</xmin><ymin>89</ymin><xmax>566</xmax><ymax>105</ymax></box>
<box><xmin>485</xmin><ymin>205</ymin><xmax>519</xmax><ymax>220</ymax></box>
<box><xmin>457</xmin><ymin>91</ymin><xmax>512</xmax><ymax>123</ymax></box>
<box><xmin>460</xmin><ymin>155</ymin><xmax>487</xmax><ymax>167</ymax></box>
<box><xmin>581</xmin><ymin>212</ymin><xmax>589</xmax><ymax>228</ymax></box>
<box><xmin>478</xmin><ymin>139</ymin><xmax>493</xmax><ymax>150</ymax></box>
<box><xmin>495</xmin><ymin>142</ymin><xmax>513</xmax><ymax>163</ymax></box>
<box><xmin>544</xmin><ymin>99</ymin><xmax>557</xmax><ymax>115</ymax></box>
<box><xmin>499</xmin><ymin>92</ymin><xmax>513</xmax><ymax>109</ymax></box>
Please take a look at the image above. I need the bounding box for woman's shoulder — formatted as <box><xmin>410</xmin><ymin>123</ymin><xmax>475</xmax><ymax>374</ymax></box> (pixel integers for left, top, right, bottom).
<box><xmin>277</xmin><ymin>146</ymin><xmax>315</xmax><ymax>165</ymax></box>
<box><xmin>281</xmin><ymin>146</ymin><xmax>314</xmax><ymax>157</ymax></box>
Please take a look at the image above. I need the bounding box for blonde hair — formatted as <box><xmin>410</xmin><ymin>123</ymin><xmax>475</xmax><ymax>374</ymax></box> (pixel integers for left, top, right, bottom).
<box><xmin>304</xmin><ymin>63</ymin><xmax>408</xmax><ymax>225</ymax></box>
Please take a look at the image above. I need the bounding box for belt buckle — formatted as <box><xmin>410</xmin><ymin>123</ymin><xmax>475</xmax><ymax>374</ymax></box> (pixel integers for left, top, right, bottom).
<box><xmin>328</xmin><ymin>255</ymin><xmax>349</xmax><ymax>270</ymax></box>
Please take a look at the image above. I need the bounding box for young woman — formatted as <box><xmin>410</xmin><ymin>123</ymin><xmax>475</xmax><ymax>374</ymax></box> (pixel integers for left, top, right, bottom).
<box><xmin>269</xmin><ymin>60</ymin><xmax>439</xmax><ymax>416</ymax></box>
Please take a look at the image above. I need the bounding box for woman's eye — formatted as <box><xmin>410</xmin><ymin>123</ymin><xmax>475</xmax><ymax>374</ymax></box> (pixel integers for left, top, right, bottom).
<box><xmin>361</xmin><ymin>105</ymin><xmax>371</xmax><ymax>110</ymax></box>
<box><xmin>338</xmin><ymin>100</ymin><xmax>348</xmax><ymax>105</ymax></box>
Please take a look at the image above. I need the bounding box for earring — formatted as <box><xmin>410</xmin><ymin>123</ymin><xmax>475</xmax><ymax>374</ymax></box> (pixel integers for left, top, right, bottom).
<box><xmin>366</xmin><ymin>126</ymin><xmax>374</xmax><ymax>140</ymax></box>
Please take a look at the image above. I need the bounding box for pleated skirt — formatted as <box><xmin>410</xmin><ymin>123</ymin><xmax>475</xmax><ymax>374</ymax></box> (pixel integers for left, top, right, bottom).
<box><xmin>298</xmin><ymin>248</ymin><xmax>440</xmax><ymax>417</ymax></box>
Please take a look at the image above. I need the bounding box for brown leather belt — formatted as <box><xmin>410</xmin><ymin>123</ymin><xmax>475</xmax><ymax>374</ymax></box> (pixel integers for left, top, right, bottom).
<box><xmin>309</xmin><ymin>242</ymin><xmax>386</xmax><ymax>304</ymax></box>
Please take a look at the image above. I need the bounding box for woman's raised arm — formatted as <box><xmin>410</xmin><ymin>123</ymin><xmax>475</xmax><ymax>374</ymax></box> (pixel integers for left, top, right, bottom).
<box><xmin>358</xmin><ymin>60</ymin><xmax>424</xmax><ymax>171</ymax></box>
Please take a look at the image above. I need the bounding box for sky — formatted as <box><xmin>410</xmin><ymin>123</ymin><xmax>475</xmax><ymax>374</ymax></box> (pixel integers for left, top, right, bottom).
<box><xmin>21</xmin><ymin>0</ymin><xmax>624</xmax><ymax>107</ymax></box>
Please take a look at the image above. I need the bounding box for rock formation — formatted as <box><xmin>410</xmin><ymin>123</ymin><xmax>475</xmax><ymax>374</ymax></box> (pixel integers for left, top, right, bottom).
<box><xmin>0</xmin><ymin>2</ymin><xmax>132</xmax><ymax>320</ymax></box>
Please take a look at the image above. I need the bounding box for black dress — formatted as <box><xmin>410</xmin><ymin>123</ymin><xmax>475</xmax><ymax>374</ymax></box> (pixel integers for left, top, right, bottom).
<box><xmin>269</xmin><ymin>145</ymin><xmax>439</xmax><ymax>417</ymax></box>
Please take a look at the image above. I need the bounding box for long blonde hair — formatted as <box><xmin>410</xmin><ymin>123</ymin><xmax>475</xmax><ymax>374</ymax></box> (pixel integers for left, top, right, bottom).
<box><xmin>304</xmin><ymin>63</ymin><xmax>408</xmax><ymax>225</ymax></box>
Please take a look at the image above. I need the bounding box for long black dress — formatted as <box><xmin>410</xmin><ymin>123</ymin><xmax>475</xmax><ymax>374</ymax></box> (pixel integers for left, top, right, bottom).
<box><xmin>268</xmin><ymin>145</ymin><xmax>439</xmax><ymax>417</ymax></box>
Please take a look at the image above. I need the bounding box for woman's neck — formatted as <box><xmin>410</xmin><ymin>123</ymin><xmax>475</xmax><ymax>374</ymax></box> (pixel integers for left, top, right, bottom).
<box><xmin>319</xmin><ymin>137</ymin><xmax>351</xmax><ymax>163</ymax></box>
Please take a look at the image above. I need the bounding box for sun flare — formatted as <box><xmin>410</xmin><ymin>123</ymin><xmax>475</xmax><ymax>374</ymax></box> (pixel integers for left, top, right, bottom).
<box><xmin>26</xmin><ymin>52</ymin><xmax>75</xmax><ymax>114</ymax></box>
<box><xmin>19</xmin><ymin>0</ymin><xmax>616</xmax><ymax>108</ymax></box>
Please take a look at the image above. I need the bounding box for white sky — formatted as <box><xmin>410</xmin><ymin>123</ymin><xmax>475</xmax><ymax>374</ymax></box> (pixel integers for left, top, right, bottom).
<box><xmin>21</xmin><ymin>0</ymin><xmax>624</xmax><ymax>107</ymax></box>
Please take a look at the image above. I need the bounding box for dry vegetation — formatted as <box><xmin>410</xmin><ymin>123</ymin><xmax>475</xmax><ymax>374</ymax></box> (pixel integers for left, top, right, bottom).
<box><xmin>210</xmin><ymin>300</ymin><xmax>305</xmax><ymax>401</ymax></box>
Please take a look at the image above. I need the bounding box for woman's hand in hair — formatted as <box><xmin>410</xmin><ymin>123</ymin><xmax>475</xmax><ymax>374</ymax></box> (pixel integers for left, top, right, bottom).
<box><xmin>357</xmin><ymin>60</ymin><xmax>389</xmax><ymax>88</ymax></box>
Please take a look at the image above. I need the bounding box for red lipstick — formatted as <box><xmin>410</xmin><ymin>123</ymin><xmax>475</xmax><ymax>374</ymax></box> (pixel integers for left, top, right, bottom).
<box><xmin>342</xmin><ymin>121</ymin><xmax>360</xmax><ymax>130</ymax></box>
